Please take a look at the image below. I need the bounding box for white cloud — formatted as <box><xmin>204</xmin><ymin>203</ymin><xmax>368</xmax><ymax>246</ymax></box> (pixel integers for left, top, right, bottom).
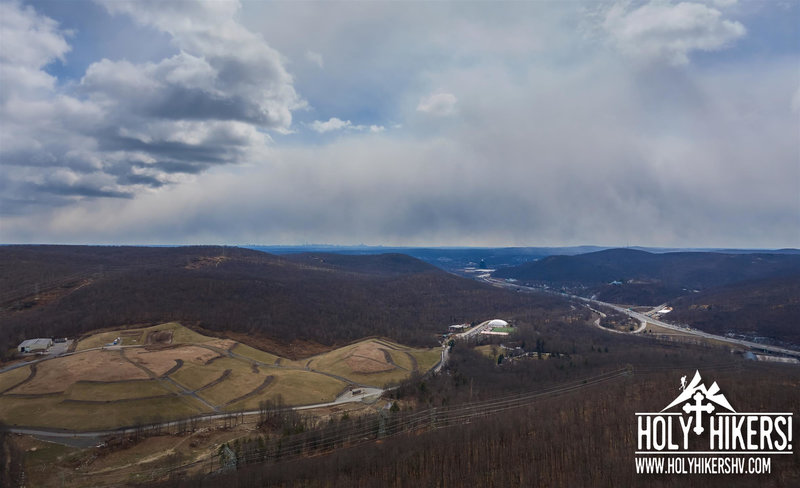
<box><xmin>305</xmin><ymin>50</ymin><xmax>324</xmax><ymax>69</ymax></box>
<box><xmin>416</xmin><ymin>92</ymin><xmax>457</xmax><ymax>116</ymax></box>
<box><xmin>0</xmin><ymin>0</ymin><xmax>70</xmax><ymax>100</ymax></box>
<box><xmin>602</xmin><ymin>1</ymin><xmax>746</xmax><ymax>65</ymax></box>
<box><xmin>310</xmin><ymin>117</ymin><xmax>351</xmax><ymax>133</ymax></box>
<box><xmin>0</xmin><ymin>0</ymin><xmax>304</xmax><ymax>214</ymax></box>
<box><xmin>309</xmin><ymin>118</ymin><xmax>385</xmax><ymax>134</ymax></box>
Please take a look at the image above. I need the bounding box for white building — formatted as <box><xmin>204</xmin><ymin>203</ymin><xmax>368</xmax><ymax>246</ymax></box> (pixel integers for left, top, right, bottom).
<box><xmin>487</xmin><ymin>319</ymin><xmax>509</xmax><ymax>328</ymax></box>
<box><xmin>18</xmin><ymin>338</ymin><xmax>53</xmax><ymax>353</ymax></box>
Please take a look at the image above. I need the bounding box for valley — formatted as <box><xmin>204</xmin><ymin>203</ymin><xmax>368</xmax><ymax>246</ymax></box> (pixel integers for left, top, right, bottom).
<box><xmin>1</xmin><ymin>245</ymin><xmax>798</xmax><ymax>488</ymax></box>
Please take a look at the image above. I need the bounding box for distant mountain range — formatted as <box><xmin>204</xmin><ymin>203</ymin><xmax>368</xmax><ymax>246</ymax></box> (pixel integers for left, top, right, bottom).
<box><xmin>492</xmin><ymin>248</ymin><xmax>800</xmax><ymax>347</ymax></box>
<box><xmin>493</xmin><ymin>248</ymin><xmax>800</xmax><ymax>292</ymax></box>
<box><xmin>249</xmin><ymin>245</ymin><xmax>799</xmax><ymax>274</ymax></box>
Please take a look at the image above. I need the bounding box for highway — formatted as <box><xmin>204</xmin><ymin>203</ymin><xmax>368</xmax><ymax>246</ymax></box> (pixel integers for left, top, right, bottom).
<box><xmin>481</xmin><ymin>277</ymin><xmax>800</xmax><ymax>359</ymax></box>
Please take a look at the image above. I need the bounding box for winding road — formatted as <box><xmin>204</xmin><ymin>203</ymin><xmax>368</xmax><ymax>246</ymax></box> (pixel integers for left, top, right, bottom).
<box><xmin>481</xmin><ymin>277</ymin><xmax>800</xmax><ymax>359</ymax></box>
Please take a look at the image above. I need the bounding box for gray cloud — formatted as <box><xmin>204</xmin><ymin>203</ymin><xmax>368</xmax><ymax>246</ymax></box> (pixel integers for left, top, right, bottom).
<box><xmin>1</xmin><ymin>0</ymin><xmax>797</xmax><ymax>248</ymax></box>
<box><xmin>0</xmin><ymin>0</ymin><xmax>299</xmax><ymax>213</ymax></box>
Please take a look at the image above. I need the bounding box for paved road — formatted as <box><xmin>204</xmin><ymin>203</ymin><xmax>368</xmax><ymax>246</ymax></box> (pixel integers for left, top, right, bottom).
<box><xmin>582</xmin><ymin>297</ymin><xmax>800</xmax><ymax>358</ymax></box>
<box><xmin>433</xmin><ymin>320</ymin><xmax>492</xmax><ymax>373</ymax></box>
<box><xmin>481</xmin><ymin>277</ymin><xmax>800</xmax><ymax>358</ymax></box>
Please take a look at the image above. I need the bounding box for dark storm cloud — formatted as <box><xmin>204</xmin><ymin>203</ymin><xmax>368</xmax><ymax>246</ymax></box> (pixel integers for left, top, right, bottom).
<box><xmin>99</xmin><ymin>134</ymin><xmax>232</xmax><ymax>165</ymax></box>
<box><xmin>32</xmin><ymin>181</ymin><xmax>133</xmax><ymax>199</ymax></box>
<box><xmin>115</xmin><ymin>173</ymin><xmax>164</xmax><ymax>188</ymax></box>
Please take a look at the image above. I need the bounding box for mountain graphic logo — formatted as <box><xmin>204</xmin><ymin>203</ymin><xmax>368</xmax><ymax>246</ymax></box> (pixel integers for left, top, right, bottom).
<box><xmin>636</xmin><ymin>369</ymin><xmax>793</xmax><ymax>464</ymax></box>
<box><xmin>661</xmin><ymin>370</ymin><xmax>734</xmax><ymax>435</ymax></box>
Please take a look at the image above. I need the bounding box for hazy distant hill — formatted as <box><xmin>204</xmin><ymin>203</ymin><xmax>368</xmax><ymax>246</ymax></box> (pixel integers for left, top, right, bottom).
<box><xmin>493</xmin><ymin>248</ymin><xmax>800</xmax><ymax>302</ymax></box>
<box><xmin>282</xmin><ymin>252</ymin><xmax>438</xmax><ymax>276</ymax></box>
<box><xmin>0</xmin><ymin>246</ymin><xmax>567</xmax><ymax>360</ymax></box>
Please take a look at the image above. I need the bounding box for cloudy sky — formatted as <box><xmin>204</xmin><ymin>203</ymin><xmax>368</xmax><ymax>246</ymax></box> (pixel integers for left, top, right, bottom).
<box><xmin>0</xmin><ymin>0</ymin><xmax>798</xmax><ymax>247</ymax></box>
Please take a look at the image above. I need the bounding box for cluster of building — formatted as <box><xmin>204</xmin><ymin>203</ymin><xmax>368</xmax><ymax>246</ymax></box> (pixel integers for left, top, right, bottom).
<box><xmin>447</xmin><ymin>319</ymin><xmax>515</xmax><ymax>337</ymax></box>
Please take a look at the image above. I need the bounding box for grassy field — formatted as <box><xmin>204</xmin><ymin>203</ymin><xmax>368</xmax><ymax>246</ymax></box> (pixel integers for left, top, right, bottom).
<box><xmin>411</xmin><ymin>348</ymin><xmax>442</xmax><ymax>372</ymax></box>
<box><xmin>169</xmin><ymin>358</ymin><xmax>238</xmax><ymax>391</ymax></box>
<box><xmin>197</xmin><ymin>368</ymin><xmax>269</xmax><ymax>407</ymax></box>
<box><xmin>67</xmin><ymin>380</ymin><xmax>176</xmax><ymax>401</ymax></box>
<box><xmin>227</xmin><ymin>368</ymin><xmax>347</xmax><ymax>411</ymax></box>
<box><xmin>0</xmin><ymin>394</ymin><xmax>206</xmax><ymax>431</ymax></box>
<box><xmin>75</xmin><ymin>322</ymin><xmax>211</xmax><ymax>351</ymax></box>
<box><xmin>490</xmin><ymin>327</ymin><xmax>516</xmax><ymax>333</ymax></box>
<box><xmin>0</xmin><ymin>324</ymin><xmax>441</xmax><ymax>430</ymax></box>
<box><xmin>306</xmin><ymin>338</ymin><xmax>441</xmax><ymax>387</ymax></box>
<box><xmin>0</xmin><ymin>365</ymin><xmax>32</xmax><ymax>393</ymax></box>
<box><xmin>230</xmin><ymin>343</ymin><xmax>279</xmax><ymax>365</ymax></box>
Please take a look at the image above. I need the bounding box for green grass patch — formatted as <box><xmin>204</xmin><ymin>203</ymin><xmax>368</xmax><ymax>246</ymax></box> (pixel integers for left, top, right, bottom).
<box><xmin>75</xmin><ymin>330</ymin><xmax>126</xmax><ymax>351</ymax></box>
<box><xmin>305</xmin><ymin>339</ymin><xmax>441</xmax><ymax>386</ymax></box>
<box><xmin>231</xmin><ymin>343</ymin><xmax>279</xmax><ymax>365</ymax></box>
<box><xmin>490</xmin><ymin>327</ymin><xmax>515</xmax><ymax>333</ymax></box>
<box><xmin>387</xmin><ymin>350</ymin><xmax>415</xmax><ymax>371</ymax></box>
<box><xmin>228</xmin><ymin>369</ymin><xmax>346</xmax><ymax>410</ymax></box>
<box><xmin>197</xmin><ymin>369</ymin><xmax>268</xmax><ymax>407</ymax></box>
<box><xmin>409</xmin><ymin>348</ymin><xmax>442</xmax><ymax>373</ymax></box>
<box><xmin>75</xmin><ymin>322</ymin><xmax>212</xmax><ymax>351</ymax></box>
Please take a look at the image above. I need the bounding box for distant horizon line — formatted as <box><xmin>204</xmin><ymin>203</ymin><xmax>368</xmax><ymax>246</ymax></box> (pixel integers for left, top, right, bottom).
<box><xmin>1</xmin><ymin>243</ymin><xmax>798</xmax><ymax>252</ymax></box>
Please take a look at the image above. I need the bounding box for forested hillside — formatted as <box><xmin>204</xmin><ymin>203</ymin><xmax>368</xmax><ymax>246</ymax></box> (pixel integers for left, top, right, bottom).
<box><xmin>493</xmin><ymin>248</ymin><xmax>800</xmax><ymax>292</ymax></box>
<box><xmin>668</xmin><ymin>275</ymin><xmax>800</xmax><ymax>346</ymax></box>
<box><xmin>0</xmin><ymin>246</ymin><xmax>568</xmax><ymax>359</ymax></box>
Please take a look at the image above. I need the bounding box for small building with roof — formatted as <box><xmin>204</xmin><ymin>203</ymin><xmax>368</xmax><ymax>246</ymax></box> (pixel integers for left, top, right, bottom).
<box><xmin>18</xmin><ymin>338</ymin><xmax>53</xmax><ymax>353</ymax></box>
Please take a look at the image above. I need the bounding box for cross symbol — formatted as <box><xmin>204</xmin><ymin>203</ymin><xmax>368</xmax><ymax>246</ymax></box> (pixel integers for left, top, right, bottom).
<box><xmin>683</xmin><ymin>391</ymin><xmax>715</xmax><ymax>435</ymax></box>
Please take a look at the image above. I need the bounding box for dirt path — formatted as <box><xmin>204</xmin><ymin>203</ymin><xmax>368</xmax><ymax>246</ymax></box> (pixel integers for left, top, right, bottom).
<box><xmin>194</xmin><ymin>370</ymin><xmax>231</xmax><ymax>393</ymax></box>
<box><xmin>379</xmin><ymin>349</ymin><xmax>408</xmax><ymax>372</ymax></box>
<box><xmin>404</xmin><ymin>351</ymin><xmax>419</xmax><ymax>373</ymax></box>
<box><xmin>224</xmin><ymin>375</ymin><xmax>275</xmax><ymax>407</ymax></box>
<box><xmin>161</xmin><ymin>359</ymin><xmax>184</xmax><ymax>377</ymax></box>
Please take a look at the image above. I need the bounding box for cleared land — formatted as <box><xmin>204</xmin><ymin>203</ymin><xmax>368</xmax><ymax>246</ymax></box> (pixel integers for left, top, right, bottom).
<box><xmin>306</xmin><ymin>338</ymin><xmax>432</xmax><ymax>387</ymax></box>
<box><xmin>0</xmin><ymin>323</ymin><xmax>440</xmax><ymax>430</ymax></box>
<box><xmin>9</xmin><ymin>350</ymin><xmax>149</xmax><ymax>395</ymax></box>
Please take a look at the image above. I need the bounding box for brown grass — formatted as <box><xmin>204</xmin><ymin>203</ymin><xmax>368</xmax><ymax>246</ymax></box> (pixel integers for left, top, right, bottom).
<box><xmin>145</xmin><ymin>329</ymin><xmax>173</xmax><ymax>345</ymax></box>
<box><xmin>124</xmin><ymin>346</ymin><xmax>221</xmax><ymax>376</ymax></box>
<box><xmin>344</xmin><ymin>343</ymin><xmax>395</xmax><ymax>373</ymax></box>
<box><xmin>204</xmin><ymin>338</ymin><xmax>237</xmax><ymax>351</ymax></box>
<box><xmin>8</xmin><ymin>350</ymin><xmax>149</xmax><ymax>394</ymax></box>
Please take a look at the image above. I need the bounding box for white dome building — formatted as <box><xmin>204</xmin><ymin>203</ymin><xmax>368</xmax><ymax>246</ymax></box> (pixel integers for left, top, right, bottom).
<box><xmin>487</xmin><ymin>319</ymin><xmax>509</xmax><ymax>328</ymax></box>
